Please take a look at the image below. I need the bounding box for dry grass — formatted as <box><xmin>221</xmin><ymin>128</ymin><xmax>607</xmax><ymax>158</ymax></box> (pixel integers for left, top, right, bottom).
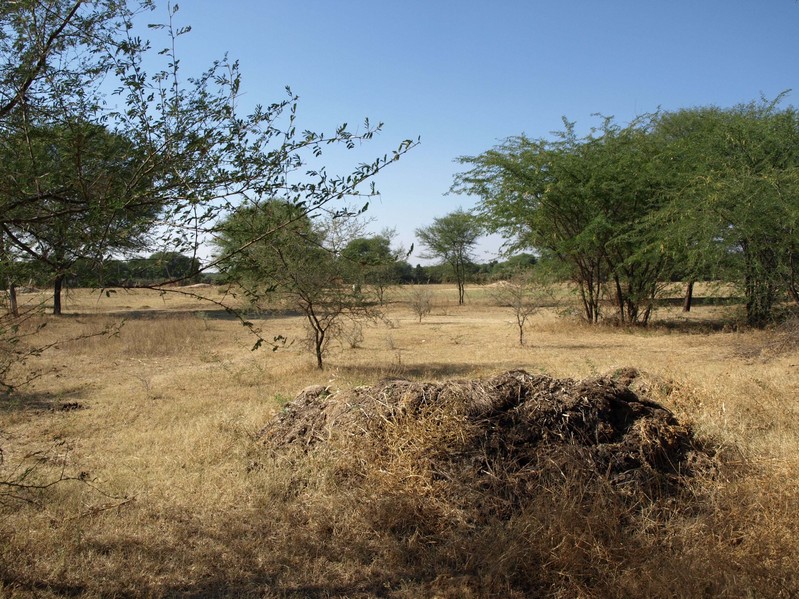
<box><xmin>0</xmin><ymin>284</ymin><xmax>797</xmax><ymax>597</ymax></box>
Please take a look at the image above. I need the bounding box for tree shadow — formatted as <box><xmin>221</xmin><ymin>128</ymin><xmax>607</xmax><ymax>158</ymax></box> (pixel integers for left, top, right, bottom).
<box><xmin>656</xmin><ymin>295</ymin><xmax>742</xmax><ymax>308</ymax></box>
<box><xmin>333</xmin><ymin>361</ymin><xmax>487</xmax><ymax>382</ymax></box>
<box><xmin>651</xmin><ymin>318</ymin><xmax>736</xmax><ymax>334</ymax></box>
<box><xmin>0</xmin><ymin>385</ymin><xmax>88</xmax><ymax>413</ymax></box>
<box><xmin>0</xmin><ymin>511</ymin><xmax>415</xmax><ymax>599</ymax></box>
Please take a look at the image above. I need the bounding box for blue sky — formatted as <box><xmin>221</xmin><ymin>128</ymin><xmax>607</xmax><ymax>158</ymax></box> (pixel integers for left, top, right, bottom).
<box><xmin>152</xmin><ymin>1</ymin><xmax>799</xmax><ymax>265</ymax></box>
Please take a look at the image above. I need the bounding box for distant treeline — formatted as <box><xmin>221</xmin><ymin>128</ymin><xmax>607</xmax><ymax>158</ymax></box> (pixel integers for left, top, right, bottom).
<box><xmin>13</xmin><ymin>252</ymin><xmax>207</xmax><ymax>288</ymax></box>
<box><xmin>12</xmin><ymin>252</ymin><xmax>544</xmax><ymax>289</ymax></box>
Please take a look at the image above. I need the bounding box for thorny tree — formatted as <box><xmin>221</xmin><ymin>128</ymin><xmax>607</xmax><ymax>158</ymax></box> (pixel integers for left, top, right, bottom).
<box><xmin>0</xmin><ymin>1</ymin><xmax>417</xmax><ymax>389</ymax></box>
<box><xmin>216</xmin><ymin>200</ymin><xmax>383</xmax><ymax>369</ymax></box>
<box><xmin>415</xmin><ymin>209</ymin><xmax>482</xmax><ymax>305</ymax></box>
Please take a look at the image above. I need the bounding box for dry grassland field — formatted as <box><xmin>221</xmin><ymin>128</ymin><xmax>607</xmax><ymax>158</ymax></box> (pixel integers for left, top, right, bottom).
<box><xmin>1</xmin><ymin>284</ymin><xmax>798</xmax><ymax>598</ymax></box>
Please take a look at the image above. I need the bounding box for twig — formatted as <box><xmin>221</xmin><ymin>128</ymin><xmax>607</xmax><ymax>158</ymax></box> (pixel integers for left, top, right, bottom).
<box><xmin>66</xmin><ymin>496</ymin><xmax>136</xmax><ymax>521</ymax></box>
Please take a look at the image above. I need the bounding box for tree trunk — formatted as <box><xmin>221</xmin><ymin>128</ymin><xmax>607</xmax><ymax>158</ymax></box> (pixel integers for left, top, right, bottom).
<box><xmin>8</xmin><ymin>283</ymin><xmax>18</xmax><ymax>317</ymax></box>
<box><xmin>53</xmin><ymin>274</ymin><xmax>64</xmax><ymax>316</ymax></box>
<box><xmin>790</xmin><ymin>282</ymin><xmax>799</xmax><ymax>307</ymax></box>
<box><xmin>314</xmin><ymin>328</ymin><xmax>325</xmax><ymax>369</ymax></box>
<box><xmin>455</xmin><ymin>261</ymin><xmax>465</xmax><ymax>305</ymax></box>
<box><xmin>683</xmin><ymin>281</ymin><xmax>694</xmax><ymax>312</ymax></box>
<box><xmin>789</xmin><ymin>249</ymin><xmax>799</xmax><ymax>306</ymax></box>
<box><xmin>614</xmin><ymin>276</ymin><xmax>625</xmax><ymax>323</ymax></box>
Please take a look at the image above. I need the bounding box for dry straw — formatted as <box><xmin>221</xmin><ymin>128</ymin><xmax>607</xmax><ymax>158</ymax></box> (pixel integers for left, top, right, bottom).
<box><xmin>0</xmin><ymin>285</ymin><xmax>797</xmax><ymax>597</ymax></box>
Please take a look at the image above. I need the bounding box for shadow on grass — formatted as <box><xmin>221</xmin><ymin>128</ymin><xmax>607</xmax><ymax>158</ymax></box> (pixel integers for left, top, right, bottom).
<box><xmin>0</xmin><ymin>385</ymin><xmax>88</xmax><ymax>413</ymax></box>
<box><xmin>333</xmin><ymin>361</ymin><xmax>489</xmax><ymax>382</ymax></box>
<box><xmin>656</xmin><ymin>295</ymin><xmax>742</xmax><ymax>308</ymax></box>
<box><xmin>61</xmin><ymin>307</ymin><xmax>304</xmax><ymax>321</ymax></box>
<box><xmin>0</xmin><ymin>511</ymin><xmax>414</xmax><ymax>599</ymax></box>
<box><xmin>650</xmin><ymin>315</ymin><xmax>740</xmax><ymax>334</ymax></box>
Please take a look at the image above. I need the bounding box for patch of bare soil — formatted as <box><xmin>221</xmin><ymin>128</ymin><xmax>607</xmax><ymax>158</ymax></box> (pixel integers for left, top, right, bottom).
<box><xmin>259</xmin><ymin>369</ymin><xmax>713</xmax><ymax>516</ymax></box>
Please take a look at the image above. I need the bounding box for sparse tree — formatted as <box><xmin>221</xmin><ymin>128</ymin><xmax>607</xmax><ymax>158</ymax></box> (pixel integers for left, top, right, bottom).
<box><xmin>0</xmin><ymin>1</ymin><xmax>416</xmax><ymax>388</ymax></box>
<box><xmin>415</xmin><ymin>209</ymin><xmax>482</xmax><ymax>305</ymax></box>
<box><xmin>493</xmin><ymin>270</ymin><xmax>552</xmax><ymax>346</ymax></box>
<box><xmin>216</xmin><ymin>200</ymin><xmax>381</xmax><ymax>369</ymax></box>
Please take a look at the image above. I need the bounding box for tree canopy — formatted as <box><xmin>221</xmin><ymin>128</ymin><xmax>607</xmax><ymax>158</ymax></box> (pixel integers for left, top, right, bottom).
<box><xmin>0</xmin><ymin>1</ymin><xmax>416</xmax><ymax>388</ymax></box>
<box><xmin>453</xmin><ymin>100</ymin><xmax>799</xmax><ymax>327</ymax></box>
<box><xmin>0</xmin><ymin>121</ymin><xmax>160</xmax><ymax>313</ymax></box>
<box><xmin>415</xmin><ymin>209</ymin><xmax>482</xmax><ymax>305</ymax></box>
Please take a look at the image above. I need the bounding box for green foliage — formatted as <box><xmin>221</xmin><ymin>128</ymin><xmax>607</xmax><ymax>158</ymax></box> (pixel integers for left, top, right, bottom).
<box><xmin>62</xmin><ymin>252</ymin><xmax>204</xmax><ymax>287</ymax></box>
<box><xmin>216</xmin><ymin>200</ymin><xmax>379</xmax><ymax>369</ymax></box>
<box><xmin>415</xmin><ymin>209</ymin><xmax>482</xmax><ymax>305</ymax></box>
<box><xmin>488</xmin><ymin>253</ymin><xmax>538</xmax><ymax>281</ymax></box>
<box><xmin>455</xmin><ymin>100</ymin><xmax>799</xmax><ymax>327</ymax></box>
<box><xmin>454</xmin><ymin>114</ymin><xmax>670</xmax><ymax>324</ymax></box>
<box><xmin>0</xmin><ymin>121</ymin><xmax>160</xmax><ymax>313</ymax></box>
<box><xmin>340</xmin><ymin>234</ymin><xmax>405</xmax><ymax>304</ymax></box>
<box><xmin>654</xmin><ymin>99</ymin><xmax>799</xmax><ymax>327</ymax></box>
<box><xmin>0</xmin><ymin>1</ymin><xmax>416</xmax><ymax>387</ymax></box>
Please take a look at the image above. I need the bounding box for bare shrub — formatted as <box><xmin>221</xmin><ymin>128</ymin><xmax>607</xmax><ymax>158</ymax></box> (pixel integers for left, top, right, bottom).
<box><xmin>492</xmin><ymin>270</ymin><xmax>554</xmax><ymax>345</ymax></box>
<box><xmin>733</xmin><ymin>314</ymin><xmax>799</xmax><ymax>361</ymax></box>
<box><xmin>340</xmin><ymin>319</ymin><xmax>365</xmax><ymax>349</ymax></box>
<box><xmin>408</xmin><ymin>285</ymin><xmax>434</xmax><ymax>322</ymax></box>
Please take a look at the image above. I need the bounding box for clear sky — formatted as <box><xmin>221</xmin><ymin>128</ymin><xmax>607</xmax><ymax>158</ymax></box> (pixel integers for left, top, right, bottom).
<box><xmin>147</xmin><ymin>1</ymin><xmax>799</xmax><ymax>265</ymax></box>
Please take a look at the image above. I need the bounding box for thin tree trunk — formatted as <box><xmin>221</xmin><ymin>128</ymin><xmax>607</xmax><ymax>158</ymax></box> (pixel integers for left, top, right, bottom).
<box><xmin>683</xmin><ymin>281</ymin><xmax>694</xmax><ymax>312</ymax></box>
<box><xmin>314</xmin><ymin>327</ymin><xmax>325</xmax><ymax>369</ymax></box>
<box><xmin>789</xmin><ymin>250</ymin><xmax>799</xmax><ymax>305</ymax></box>
<box><xmin>790</xmin><ymin>282</ymin><xmax>799</xmax><ymax>306</ymax></box>
<box><xmin>53</xmin><ymin>274</ymin><xmax>63</xmax><ymax>316</ymax></box>
<box><xmin>614</xmin><ymin>276</ymin><xmax>625</xmax><ymax>323</ymax></box>
<box><xmin>315</xmin><ymin>344</ymin><xmax>323</xmax><ymax>369</ymax></box>
<box><xmin>8</xmin><ymin>283</ymin><xmax>18</xmax><ymax>317</ymax></box>
<box><xmin>456</xmin><ymin>261</ymin><xmax>465</xmax><ymax>305</ymax></box>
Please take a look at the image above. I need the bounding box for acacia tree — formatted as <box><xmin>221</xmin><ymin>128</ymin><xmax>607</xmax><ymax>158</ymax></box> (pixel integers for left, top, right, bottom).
<box><xmin>654</xmin><ymin>100</ymin><xmax>799</xmax><ymax>327</ymax></box>
<box><xmin>452</xmin><ymin>115</ymin><xmax>670</xmax><ymax>325</ymax></box>
<box><xmin>415</xmin><ymin>209</ymin><xmax>482</xmax><ymax>305</ymax></box>
<box><xmin>216</xmin><ymin>200</ymin><xmax>380</xmax><ymax>369</ymax></box>
<box><xmin>0</xmin><ymin>1</ymin><xmax>416</xmax><ymax>387</ymax></box>
<box><xmin>452</xmin><ymin>125</ymin><xmax>600</xmax><ymax>322</ymax></box>
<box><xmin>0</xmin><ymin>121</ymin><xmax>159</xmax><ymax>314</ymax></box>
<box><xmin>341</xmin><ymin>231</ymin><xmax>405</xmax><ymax>304</ymax></box>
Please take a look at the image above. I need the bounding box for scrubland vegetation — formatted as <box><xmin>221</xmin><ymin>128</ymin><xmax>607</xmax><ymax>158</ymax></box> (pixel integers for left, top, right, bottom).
<box><xmin>2</xmin><ymin>2</ymin><xmax>799</xmax><ymax>596</ymax></box>
<box><xmin>1</xmin><ymin>284</ymin><xmax>798</xmax><ymax>598</ymax></box>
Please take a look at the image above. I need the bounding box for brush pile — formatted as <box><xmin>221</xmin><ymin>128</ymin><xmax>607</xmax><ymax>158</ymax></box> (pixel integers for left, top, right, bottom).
<box><xmin>254</xmin><ymin>370</ymin><xmax>729</xmax><ymax>595</ymax></box>
<box><xmin>259</xmin><ymin>369</ymin><xmax>712</xmax><ymax>517</ymax></box>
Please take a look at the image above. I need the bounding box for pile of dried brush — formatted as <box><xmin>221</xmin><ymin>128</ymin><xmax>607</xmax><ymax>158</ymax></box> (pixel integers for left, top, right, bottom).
<box><xmin>251</xmin><ymin>370</ymin><xmax>736</xmax><ymax>596</ymax></box>
<box><xmin>259</xmin><ymin>369</ymin><xmax>712</xmax><ymax>520</ymax></box>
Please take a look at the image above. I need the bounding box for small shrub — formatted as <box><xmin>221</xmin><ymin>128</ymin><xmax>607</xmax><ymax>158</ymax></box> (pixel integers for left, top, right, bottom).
<box><xmin>409</xmin><ymin>286</ymin><xmax>434</xmax><ymax>322</ymax></box>
<box><xmin>341</xmin><ymin>320</ymin><xmax>365</xmax><ymax>349</ymax></box>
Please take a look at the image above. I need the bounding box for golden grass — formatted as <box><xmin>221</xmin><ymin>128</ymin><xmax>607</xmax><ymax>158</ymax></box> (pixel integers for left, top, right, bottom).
<box><xmin>0</xmin><ymin>284</ymin><xmax>797</xmax><ymax>597</ymax></box>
